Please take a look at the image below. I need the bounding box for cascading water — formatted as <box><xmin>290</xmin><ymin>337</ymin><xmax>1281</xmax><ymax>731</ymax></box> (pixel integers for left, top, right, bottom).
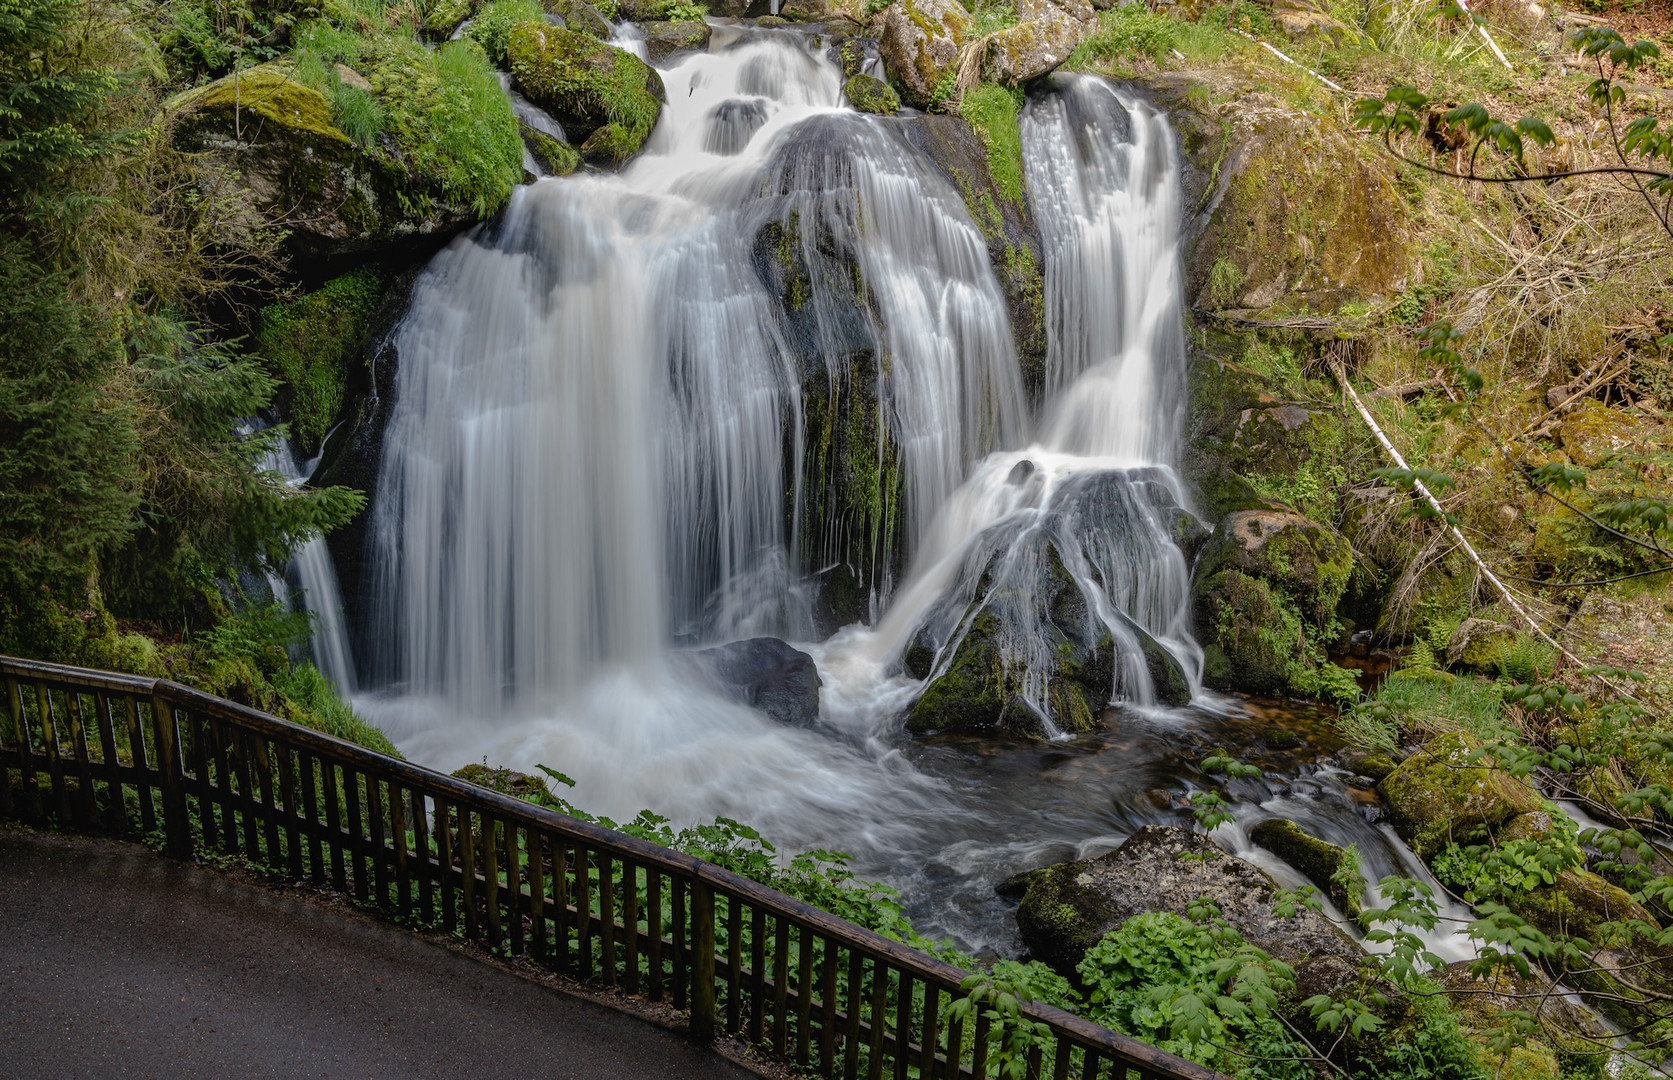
<box><xmin>264</xmin><ymin>440</ymin><xmax>358</xmax><ymax>694</ymax></box>
<box><xmin>353</xmin><ymin>37</ymin><xmax>1444</xmax><ymax>955</ymax></box>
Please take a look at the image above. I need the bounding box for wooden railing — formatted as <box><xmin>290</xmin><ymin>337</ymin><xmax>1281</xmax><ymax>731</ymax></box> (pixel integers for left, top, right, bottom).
<box><xmin>0</xmin><ymin>655</ymin><xmax>1221</xmax><ymax>1080</ymax></box>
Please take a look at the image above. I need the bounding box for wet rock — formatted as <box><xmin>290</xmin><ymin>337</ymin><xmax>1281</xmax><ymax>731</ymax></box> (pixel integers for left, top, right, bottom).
<box><xmin>167</xmin><ymin>63</ymin><xmax>487</xmax><ymax>259</ymax></box>
<box><xmin>1336</xmin><ymin>747</ymin><xmax>1397</xmax><ymax>782</ymax></box>
<box><xmin>425</xmin><ymin>0</ymin><xmax>477</xmax><ymax>38</ymax></box>
<box><xmin>973</xmin><ymin>0</ymin><xmax>1094</xmax><ymax>86</ymax></box>
<box><xmin>1194</xmin><ymin>569</ymin><xmax>1291</xmax><ymax>694</ymax></box>
<box><xmin>1249</xmin><ymin>817</ymin><xmax>1360</xmax><ymax>917</ymax></box>
<box><xmin>1377</xmin><ymin>732</ymin><xmax>1544</xmax><ymax>859</ymax></box>
<box><xmin>507</xmin><ymin>23</ymin><xmax>666</xmax><ymax>165</ymax></box>
<box><xmin>876</xmin><ymin>0</ymin><xmax>970</xmax><ymax>108</ymax></box>
<box><xmin>685</xmin><ymin>637</ymin><xmax>824</xmax><ymax>726</ymax></box>
<box><xmin>521</xmin><ymin>121</ymin><xmax>581</xmax><ymax>175</ymax></box>
<box><xmin>545</xmin><ymin>0</ymin><xmax>613</xmax><ymax>37</ymax></box>
<box><xmin>843</xmin><ymin>72</ymin><xmax>900</xmax><ymax>114</ymax></box>
<box><xmin>1015</xmin><ymin>825</ymin><xmax>1362</xmax><ymax>978</ymax></box>
<box><xmin>643</xmin><ymin>19</ymin><xmax>712</xmax><ymax>63</ymax></box>
<box><xmin>1445</xmin><ymin>617</ymin><xmax>1513</xmax><ymax>671</ymax></box>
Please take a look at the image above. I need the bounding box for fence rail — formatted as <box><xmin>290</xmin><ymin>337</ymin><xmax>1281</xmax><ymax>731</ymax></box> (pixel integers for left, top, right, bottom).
<box><xmin>0</xmin><ymin>655</ymin><xmax>1220</xmax><ymax>1080</ymax></box>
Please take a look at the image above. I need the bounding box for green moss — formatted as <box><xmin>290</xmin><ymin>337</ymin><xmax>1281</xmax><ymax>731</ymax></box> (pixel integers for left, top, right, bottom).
<box><xmin>843</xmin><ymin>73</ymin><xmax>900</xmax><ymax>115</ymax></box>
<box><xmin>1248</xmin><ymin>818</ymin><xmax>1362</xmax><ymax>918</ymax></box>
<box><xmin>1377</xmin><ymin>732</ymin><xmax>1544</xmax><ymax>860</ymax></box>
<box><xmin>256</xmin><ymin>267</ymin><xmax>386</xmax><ymax>455</ymax></box>
<box><xmin>1196</xmin><ymin>568</ymin><xmax>1301</xmax><ymax>695</ymax></box>
<box><xmin>173</xmin><ymin>64</ymin><xmax>352</xmax><ymax>143</ymax></box>
<box><xmin>957</xmin><ymin>82</ymin><xmax>1024</xmax><ymax>211</ymax></box>
<box><xmin>424</xmin><ymin>0</ymin><xmax>477</xmax><ymax>38</ymax></box>
<box><xmin>507</xmin><ymin>22</ymin><xmax>662</xmax><ymax>161</ymax></box>
<box><xmin>522</xmin><ymin>123</ymin><xmax>580</xmax><ymax>175</ymax></box>
<box><xmin>466</xmin><ymin>0</ymin><xmax>546</xmax><ymax>65</ymax></box>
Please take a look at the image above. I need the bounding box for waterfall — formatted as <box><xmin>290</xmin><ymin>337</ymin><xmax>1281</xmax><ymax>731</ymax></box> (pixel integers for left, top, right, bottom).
<box><xmin>265</xmin><ymin>440</ymin><xmax>358</xmax><ymax>694</ymax></box>
<box><xmin>368</xmin><ymin>28</ymin><xmax>1022</xmax><ymax>714</ymax></box>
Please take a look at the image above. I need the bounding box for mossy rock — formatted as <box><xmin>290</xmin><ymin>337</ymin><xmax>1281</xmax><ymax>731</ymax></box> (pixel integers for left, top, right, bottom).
<box><xmin>451</xmin><ymin>763</ymin><xmax>566</xmax><ymax>810</ymax></box>
<box><xmin>1561</xmin><ymin>586</ymin><xmax>1673</xmax><ymax>709</ymax></box>
<box><xmin>1015</xmin><ymin>825</ymin><xmax>1362</xmax><ymax>978</ymax></box>
<box><xmin>1249</xmin><ymin>817</ymin><xmax>1360</xmax><ymax>918</ymax></box>
<box><xmin>1377</xmin><ymin>732</ymin><xmax>1544</xmax><ymax>860</ymax></box>
<box><xmin>1558</xmin><ymin>400</ymin><xmax>1668</xmax><ymax>469</ymax></box>
<box><xmin>507</xmin><ymin>22</ymin><xmax>664</xmax><ymax>164</ymax></box>
<box><xmin>843</xmin><ymin>73</ymin><xmax>899</xmax><ymax>115</ymax></box>
<box><xmin>521</xmin><ymin>122</ymin><xmax>581</xmax><ymax>175</ymax></box>
<box><xmin>546</xmin><ymin>0</ymin><xmax>613</xmax><ymax>36</ymax></box>
<box><xmin>1338</xmin><ymin>747</ymin><xmax>1397</xmax><ymax>782</ymax></box>
<box><xmin>425</xmin><ymin>0</ymin><xmax>477</xmax><ymax>38</ymax></box>
<box><xmin>1195</xmin><ymin>509</ymin><xmax>1353</xmax><ymax>623</ymax></box>
<box><xmin>257</xmin><ymin>267</ymin><xmax>387</xmax><ymax>456</ymax></box>
<box><xmin>643</xmin><ymin>19</ymin><xmax>712</xmax><ymax>63</ymax></box>
<box><xmin>1195</xmin><ymin>568</ymin><xmax>1297</xmax><ymax>695</ymax></box>
<box><xmin>1445</xmin><ymin>617</ymin><xmax>1514</xmax><ymax>672</ymax></box>
<box><xmin>876</xmin><ymin>0</ymin><xmax>970</xmax><ymax>108</ymax></box>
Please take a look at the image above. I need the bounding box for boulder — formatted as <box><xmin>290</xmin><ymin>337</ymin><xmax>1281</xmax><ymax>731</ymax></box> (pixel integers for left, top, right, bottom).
<box><xmin>545</xmin><ymin>0</ymin><xmax>613</xmax><ymax>37</ymax></box>
<box><xmin>1267</xmin><ymin>0</ymin><xmax>1357</xmax><ymax>44</ymax></box>
<box><xmin>1014</xmin><ymin>825</ymin><xmax>1362</xmax><ymax>977</ymax></box>
<box><xmin>507</xmin><ymin>23</ymin><xmax>665</xmax><ymax>165</ymax></box>
<box><xmin>1195</xmin><ymin>509</ymin><xmax>1353</xmax><ymax>622</ymax></box>
<box><xmin>1558</xmin><ymin>400</ymin><xmax>1670</xmax><ymax>468</ymax></box>
<box><xmin>1445</xmin><ymin>617</ymin><xmax>1513</xmax><ymax>671</ymax></box>
<box><xmin>1437</xmin><ymin>960</ymin><xmax>1608</xmax><ymax>1039</ymax></box>
<box><xmin>1249</xmin><ymin>817</ymin><xmax>1360</xmax><ymax>918</ymax></box>
<box><xmin>779</xmin><ymin>0</ymin><xmax>828</xmax><ymax>19</ymax></box>
<box><xmin>843</xmin><ymin>72</ymin><xmax>900</xmax><ymax>114</ymax></box>
<box><xmin>1195</xmin><ymin>568</ymin><xmax>1294</xmax><ymax>695</ymax></box>
<box><xmin>643</xmin><ymin>19</ymin><xmax>711</xmax><ymax>62</ymax></box>
<box><xmin>167</xmin><ymin>63</ymin><xmax>485</xmax><ymax>259</ymax></box>
<box><xmin>425</xmin><ymin>0</ymin><xmax>477</xmax><ymax>38</ymax></box>
<box><xmin>1336</xmin><ymin>747</ymin><xmax>1397</xmax><ymax>782</ymax></box>
<box><xmin>684</xmin><ymin>637</ymin><xmax>824</xmax><ymax>726</ymax></box>
<box><xmin>876</xmin><ymin>0</ymin><xmax>971</xmax><ymax>108</ymax></box>
<box><xmin>974</xmin><ymin>0</ymin><xmax>1094</xmax><ymax>86</ymax></box>
<box><xmin>1377</xmin><ymin>732</ymin><xmax>1544</xmax><ymax>859</ymax></box>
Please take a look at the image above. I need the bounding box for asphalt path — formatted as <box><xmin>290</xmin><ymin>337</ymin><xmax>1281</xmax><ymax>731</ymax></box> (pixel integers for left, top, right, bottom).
<box><xmin>0</xmin><ymin>828</ymin><xmax>758</xmax><ymax>1079</ymax></box>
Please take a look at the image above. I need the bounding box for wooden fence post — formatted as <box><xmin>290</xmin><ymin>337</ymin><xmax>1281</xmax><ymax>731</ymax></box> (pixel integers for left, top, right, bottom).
<box><xmin>690</xmin><ymin>878</ymin><xmax>717</xmax><ymax>1043</ymax></box>
<box><xmin>150</xmin><ymin>692</ymin><xmax>192</xmax><ymax>860</ymax></box>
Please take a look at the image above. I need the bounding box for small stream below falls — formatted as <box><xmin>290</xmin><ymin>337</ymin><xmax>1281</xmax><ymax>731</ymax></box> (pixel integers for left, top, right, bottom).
<box><xmin>278</xmin><ymin>23</ymin><xmax>1484</xmax><ymax>966</ymax></box>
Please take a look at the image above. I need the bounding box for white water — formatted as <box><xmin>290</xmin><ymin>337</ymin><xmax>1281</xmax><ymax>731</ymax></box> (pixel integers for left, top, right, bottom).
<box><xmin>264</xmin><ymin>441</ymin><xmax>358</xmax><ymax>694</ymax></box>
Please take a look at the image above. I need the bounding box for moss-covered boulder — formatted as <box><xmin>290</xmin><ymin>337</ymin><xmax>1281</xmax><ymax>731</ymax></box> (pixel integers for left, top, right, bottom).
<box><xmin>1444</xmin><ymin>617</ymin><xmax>1513</xmax><ymax>671</ymax></box>
<box><xmin>256</xmin><ymin>268</ymin><xmax>387</xmax><ymax>457</ymax></box>
<box><xmin>843</xmin><ymin>72</ymin><xmax>900</xmax><ymax>114</ymax></box>
<box><xmin>452</xmin><ymin>763</ymin><xmax>565</xmax><ymax>809</ymax></box>
<box><xmin>507</xmin><ymin>22</ymin><xmax>665</xmax><ymax>165</ymax></box>
<box><xmin>876</xmin><ymin>0</ymin><xmax>970</xmax><ymax>108</ymax></box>
<box><xmin>1558</xmin><ymin>400</ymin><xmax>1668</xmax><ymax>469</ymax></box>
<box><xmin>1249</xmin><ymin>818</ymin><xmax>1361</xmax><ymax>918</ymax></box>
<box><xmin>1014</xmin><ymin>825</ymin><xmax>1362</xmax><ymax>978</ymax></box>
<box><xmin>1198</xmin><ymin>510</ymin><xmax>1353</xmax><ymax>622</ymax></box>
<box><xmin>1377</xmin><ymin>733</ymin><xmax>1544</xmax><ymax>859</ymax></box>
<box><xmin>973</xmin><ymin>0</ymin><xmax>1093</xmax><ymax>86</ymax></box>
<box><xmin>169</xmin><ymin>63</ymin><xmax>482</xmax><ymax>258</ymax></box>
<box><xmin>521</xmin><ymin>122</ymin><xmax>582</xmax><ymax>175</ymax></box>
<box><xmin>425</xmin><ymin>0</ymin><xmax>478</xmax><ymax>38</ymax></box>
<box><xmin>546</xmin><ymin>0</ymin><xmax>613</xmax><ymax>36</ymax></box>
<box><xmin>643</xmin><ymin>19</ymin><xmax>711</xmax><ymax>63</ymax></box>
<box><xmin>906</xmin><ymin>534</ymin><xmax>1117</xmax><ymax>738</ymax></box>
<box><xmin>1269</xmin><ymin>0</ymin><xmax>1357</xmax><ymax>43</ymax></box>
<box><xmin>1195</xmin><ymin>569</ymin><xmax>1294</xmax><ymax>694</ymax></box>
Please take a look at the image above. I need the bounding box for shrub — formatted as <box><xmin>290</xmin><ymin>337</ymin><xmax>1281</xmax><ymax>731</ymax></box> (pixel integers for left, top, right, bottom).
<box><xmin>465</xmin><ymin>0</ymin><xmax>545</xmax><ymax>66</ymax></box>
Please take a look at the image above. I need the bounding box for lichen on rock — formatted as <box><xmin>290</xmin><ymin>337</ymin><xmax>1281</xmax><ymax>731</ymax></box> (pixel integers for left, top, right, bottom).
<box><xmin>875</xmin><ymin>0</ymin><xmax>970</xmax><ymax>108</ymax></box>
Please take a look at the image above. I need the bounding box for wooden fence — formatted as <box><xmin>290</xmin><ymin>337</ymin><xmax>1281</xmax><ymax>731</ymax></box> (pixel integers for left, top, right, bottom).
<box><xmin>0</xmin><ymin>655</ymin><xmax>1221</xmax><ymax>1080</ymax></box>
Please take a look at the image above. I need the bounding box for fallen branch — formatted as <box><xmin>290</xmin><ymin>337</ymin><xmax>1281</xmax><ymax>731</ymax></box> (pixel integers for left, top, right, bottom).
<box><xmin>1230</xmin><ymin>28</ymin><xmax>1346</xmax><ymax>93</ymax></box>
<box><xmin>1366</xmin><ymin>377</ymin><xmax>1443</xmax><ymax>399</ymax></box>
<box><xmin>1453</xmin><ymin>0</ymin><xmax>1513</xmax><ymax>69</ymax></box>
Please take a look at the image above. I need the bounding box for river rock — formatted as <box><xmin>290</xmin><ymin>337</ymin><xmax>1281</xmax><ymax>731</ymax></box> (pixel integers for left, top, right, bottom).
<box><xmin>1014</xmin><ymin>825</ymin><xmax>1362</xmax><ymax>977</ymax></box>
<box><xmin>643</xmin><ymin>19</ymin><xmax>712</xmax><ymax>62</ymax></box>
<box><xmin>507</xmin><ymin>23</ymin><xmax>666</xmax><ymax>164</ymax></box>
<box><xmin>546</xmin><ymin>0</ymin><xmax>612</xmax><ymax>37</ymax></box>
<box><xmin>876</xmin><ymin>0</ymin><xmax>971</xmax><ymax>108</ymax></box>
<box><xmin>1248</xmin><ymin>817</ymin><xmax>1360</xmax><ymax>917</ymax></box>
<box><xmin>1445</xmin><ymin>617</ymin><xmax>1513</xmax><ymax>671</ymax></box>
<box><xmin>684</xmin><ymin>638</ymin><xmax>824</xmax><ymax>726</ymax></box>
<box><xmin>167</xmin><ymin>63</ymin><xmax>484</xmax><ymax>259</ymax></box>
<box><xmin>425</xmin><ymin>0</ymin><xmax>476</xmax><ymax>38</ymax></box>
<box><xmin>974</xmin><ymin>0</ymin><xmax>1094</xmax><ymax>86</ymax></box>
<box><xmin>843</xmin><ymin>73</ymin><xmax>900</xmax><ymax>114</ymax></box>
<box><xmin>1195</xmin><ymin>510</ymin><xmax>1353</xmax><ymax>622</ymax></box>
<box><xmin>1377</xmin><ymin>732</ymin><xmax>1544</xmax><ymax>859</ymax></box>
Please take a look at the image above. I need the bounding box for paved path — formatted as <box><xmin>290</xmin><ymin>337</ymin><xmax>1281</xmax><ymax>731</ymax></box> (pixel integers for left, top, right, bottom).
<box><xmin>0</xmin><ymin>828</ymin><xmax>758</xmax><ymax>1079</ymax></box>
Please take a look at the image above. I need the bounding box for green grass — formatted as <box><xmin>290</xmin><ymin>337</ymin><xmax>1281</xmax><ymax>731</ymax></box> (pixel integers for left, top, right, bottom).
<box><xmin>958</xmin><ymin>83</ymin><xmax>1025</xmax><ymax>211</ymax></box>
<box><xmin>465</xmin><ymin>0</ymin><xmax>545</xmax><ymax>66</ymax></box>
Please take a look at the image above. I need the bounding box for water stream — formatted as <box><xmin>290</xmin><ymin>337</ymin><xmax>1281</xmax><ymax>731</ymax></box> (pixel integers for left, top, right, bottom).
<box><xmin>284</xmin><ymin>29</ymin><xmax>1482</xmax><ymax>961</ymax></box>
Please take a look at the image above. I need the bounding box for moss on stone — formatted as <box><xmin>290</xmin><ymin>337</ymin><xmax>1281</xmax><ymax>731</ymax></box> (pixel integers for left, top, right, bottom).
<box><xmin>173</xmin><ymin>63</ymin><xmax>352</xmax><ymax>144</ymax></box>
<box><xmin>1249</xmin><ymin>817</ymin><xmax>1361</xmax><ymax>918</ymax></box>
<box><xmin>1378</xmin><ymin>732</ymin><xmax>1545</xmax><ymax>860</ymax></box>
<box><xmin>1196</xmin><ymin>567</ymin><xmax>1300</xmax><ymax>695</ymax></box>
<box><xmin>451</xmin><ymin>763</ymin><xmax>566</xmax><ymax>809</ymax></box>
<box><xmin>507</xmin><ymin>22</ymin><xmax>663</xmax><ymax>162</ymax></box>
<box><xmin>257</xmin><ymin>268</ymin><xmax>386</xmax><ymax>456</ymax></box>
<box><xmin>521</xmin><ymin>123</ymin><xmax>580</xmax><ymax>175</ymax></box>
<box><xmin>843</xmin><ymin>73</ymin><xmax>900</xmax><ymax>115</ymax></box>
<box><xmin>424</xmin><ymin>0</ymin><xmax>477</xmax><ymax>38</ymax></box>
